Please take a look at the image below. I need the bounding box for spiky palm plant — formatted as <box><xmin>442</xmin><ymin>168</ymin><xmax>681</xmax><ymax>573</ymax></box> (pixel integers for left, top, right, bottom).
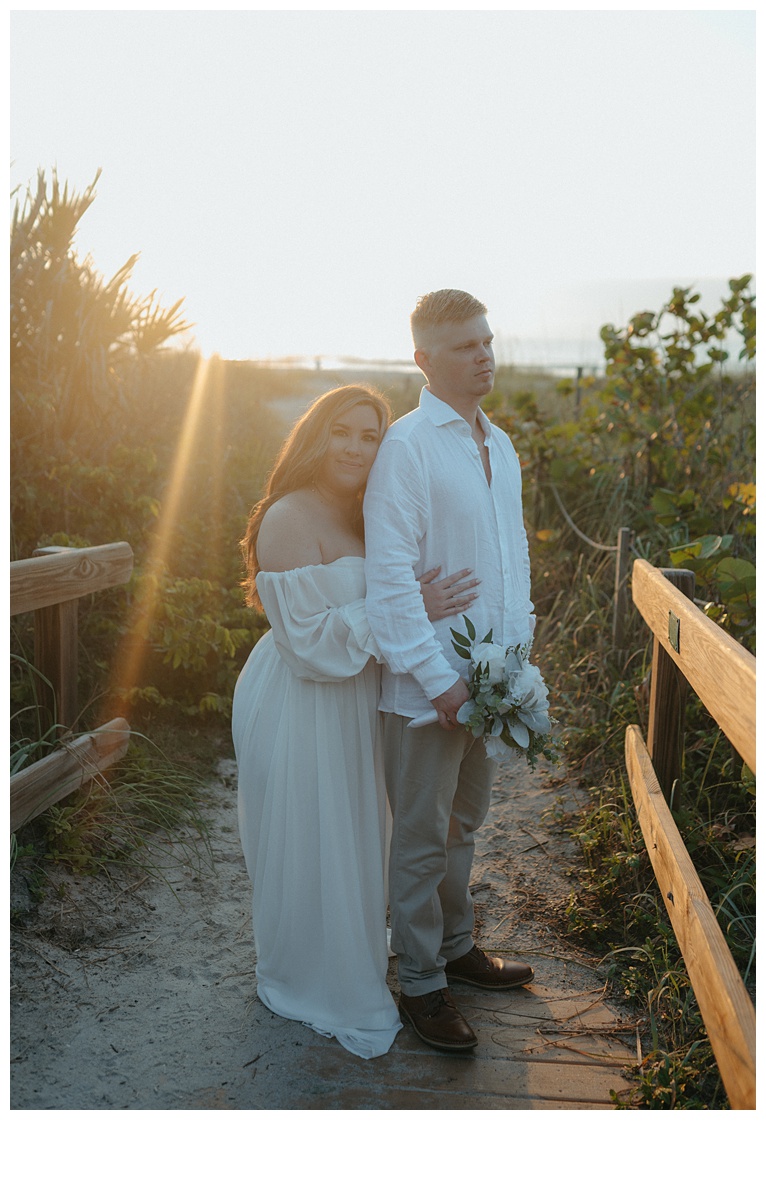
<box><xmin>10</xmin><ymin>168</ymin><xmax>191</xmax><ymax>465</ymax></box>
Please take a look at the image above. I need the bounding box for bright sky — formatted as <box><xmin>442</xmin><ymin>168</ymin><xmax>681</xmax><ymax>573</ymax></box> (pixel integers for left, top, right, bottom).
<box><xmin>10</xmin><ymin>5</ymin><xmax>756</xmax><ymax>366</ymax></box>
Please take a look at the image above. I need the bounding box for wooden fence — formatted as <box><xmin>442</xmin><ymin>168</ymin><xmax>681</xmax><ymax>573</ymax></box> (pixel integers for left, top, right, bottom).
<box><xmin>10</xmin><ymin>542</ymin><xmax>134</xmax><ymax>834</ymax></box>
<box><xmin>626</xmin><ymin>558</ymin><xmax>756</xmax><ymax>1109</ymax></box>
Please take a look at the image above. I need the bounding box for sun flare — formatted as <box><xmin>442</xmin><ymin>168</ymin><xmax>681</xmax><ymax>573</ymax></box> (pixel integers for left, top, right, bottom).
<box><xmin>108</xmin><ymin>354</ymin><xmax>223</xmax><ymax>711</ymax></box>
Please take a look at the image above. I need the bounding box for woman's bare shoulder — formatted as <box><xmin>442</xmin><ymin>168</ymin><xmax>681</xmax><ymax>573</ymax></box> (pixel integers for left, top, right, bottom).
<box><xmin>257</xmin><ymin>491</ymin><xmax>323</xmax><ymax>572</ymax></box>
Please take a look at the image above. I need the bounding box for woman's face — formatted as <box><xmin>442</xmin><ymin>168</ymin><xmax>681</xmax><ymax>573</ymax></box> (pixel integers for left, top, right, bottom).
<box><xmin>315</xmin><ymin>402</ymin><xmax>383</xmax><ymax>494</ymax></box>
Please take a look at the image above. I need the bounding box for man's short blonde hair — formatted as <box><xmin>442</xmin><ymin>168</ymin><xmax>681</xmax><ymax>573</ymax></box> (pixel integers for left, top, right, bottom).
<box><xmin>410</xmin><ymin>289</ymin><xmax>487</xmax><ymax>349</ymax></box>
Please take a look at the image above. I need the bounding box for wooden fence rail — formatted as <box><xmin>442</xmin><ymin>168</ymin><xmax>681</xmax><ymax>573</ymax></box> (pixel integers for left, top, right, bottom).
<box><xmin>626</xmin><ymin>558</ymin><xmax>756</xmax><ymax>1110</ymax></box>
<box><xmin>10</xmin><ymin>542</ymin><xmax>134</xmax><ymax>834</ymax></box>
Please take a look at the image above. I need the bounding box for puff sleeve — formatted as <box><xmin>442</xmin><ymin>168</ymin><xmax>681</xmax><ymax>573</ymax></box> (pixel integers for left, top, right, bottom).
<box><xmin>256</xmin><ymin>564</ymin><xmax>382</xmax><ymax>682</ymax></box>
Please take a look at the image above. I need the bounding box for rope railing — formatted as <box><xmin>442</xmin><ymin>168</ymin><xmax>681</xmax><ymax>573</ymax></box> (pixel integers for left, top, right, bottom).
<box><xmin>540</xmin><ymin>483</ymin><xmax>633</xmax><ymax>650</ymax></box>
<box><xmin>545</xmin><ymin>482</ymin><xmax>619</xmax><ymax>552</ymax></box>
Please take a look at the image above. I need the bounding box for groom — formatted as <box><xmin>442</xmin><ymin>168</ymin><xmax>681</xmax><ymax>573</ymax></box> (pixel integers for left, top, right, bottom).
<box><xmin>364</xmin><ymin>288</ymin><xmax>536</xmax><ymax>1051</ymax></box>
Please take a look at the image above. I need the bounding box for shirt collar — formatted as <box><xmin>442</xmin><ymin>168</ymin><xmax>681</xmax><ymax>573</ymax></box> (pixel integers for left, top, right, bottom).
<box><xmin>419</xmin><ymin>386</ymin><xmax>493</xmax><ymax>438</ymax></box>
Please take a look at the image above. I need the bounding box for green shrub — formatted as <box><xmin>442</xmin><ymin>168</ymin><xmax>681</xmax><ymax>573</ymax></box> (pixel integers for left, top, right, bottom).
<box><xmin>487</xmin><ymin>278</ymin><xmax>755</xmax><ymax>1107</ymax></box>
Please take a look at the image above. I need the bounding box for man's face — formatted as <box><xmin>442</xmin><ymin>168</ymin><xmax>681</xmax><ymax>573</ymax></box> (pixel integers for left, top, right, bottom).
<box><xmin>415</xmin><ymin>315</ymin><xmax>495</xmax><ymax>404</ymax></box>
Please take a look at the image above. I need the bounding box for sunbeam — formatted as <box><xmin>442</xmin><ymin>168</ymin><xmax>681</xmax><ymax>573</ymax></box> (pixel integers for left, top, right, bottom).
<box><xmin>108</xmin><ymin>354</ymin><xmax>218</xmax><ymax>715</ymax></box>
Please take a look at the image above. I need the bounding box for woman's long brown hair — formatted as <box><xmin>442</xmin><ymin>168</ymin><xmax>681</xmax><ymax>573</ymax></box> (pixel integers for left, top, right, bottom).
<box><xmin>240</xmin><ymin>384</ymin><xmax>391</xmax><ymax>607</ymax></box>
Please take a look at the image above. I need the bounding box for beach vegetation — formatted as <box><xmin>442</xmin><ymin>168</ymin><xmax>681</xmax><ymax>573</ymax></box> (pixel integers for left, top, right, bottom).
<box><xmin>485</xmin><ymin>275</ymin><xmax>755</xmax><ymax>1107</ymax></box>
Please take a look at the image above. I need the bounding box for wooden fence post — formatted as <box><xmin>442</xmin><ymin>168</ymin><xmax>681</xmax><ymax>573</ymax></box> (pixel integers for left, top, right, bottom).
<box><xmin>612</xmin><ymin>527</ymin><xmax>633</xmax><ymax>652</ymax></box>
<box><xmin>32</xmin><ymin>547</ymin><xmax>79</xmax><ymax>735</ymax></box>
<box><xmin>11</xmin><ymin>542</ymin><xmax>135</xmax><ymax>832</ymax></box>
<box><xmin>646</xmin><ymin>568</ymin><xmax>696</xmax><ymax>800</ymax></box>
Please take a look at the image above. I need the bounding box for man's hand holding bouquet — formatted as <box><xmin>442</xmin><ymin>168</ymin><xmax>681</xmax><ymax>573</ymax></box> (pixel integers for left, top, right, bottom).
<box><xmin>449</xmin><ymin>616</ymin><xmax>555</xmax><ymax>769</ymax></box>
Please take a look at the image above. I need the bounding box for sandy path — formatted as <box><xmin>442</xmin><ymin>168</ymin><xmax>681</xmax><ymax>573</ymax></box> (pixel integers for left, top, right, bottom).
<box><xmin>10</xmin><ymin>755</ymin><xmax>633</xmax><ymax>1110</ymax></box>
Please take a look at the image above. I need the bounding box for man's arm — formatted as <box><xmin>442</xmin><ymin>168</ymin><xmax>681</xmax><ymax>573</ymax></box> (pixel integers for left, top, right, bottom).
<box><xmin>363</xmin><ymin>436</ymin><xmax>460</xmax><ymax>703</ymax></box>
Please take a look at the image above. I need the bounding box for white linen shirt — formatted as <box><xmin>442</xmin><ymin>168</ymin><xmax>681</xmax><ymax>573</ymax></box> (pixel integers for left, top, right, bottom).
<box><xmin>363</xmin><ymin>387</ymin><xmax>535</xmax><ymax>719</ymax></box>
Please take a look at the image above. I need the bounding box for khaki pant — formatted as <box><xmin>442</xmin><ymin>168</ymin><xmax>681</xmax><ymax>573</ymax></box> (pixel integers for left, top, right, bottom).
<box><xmin>382</xmin><ymin>713</ymin><xmax>497</xmax><ymax>996</ymax></box>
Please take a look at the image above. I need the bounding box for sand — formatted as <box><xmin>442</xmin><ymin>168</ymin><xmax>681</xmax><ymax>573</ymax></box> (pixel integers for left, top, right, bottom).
<box><xmin>10</xmin><ymin>752</ymin><xmax>634</xmax><ymax>1110</ymax></box>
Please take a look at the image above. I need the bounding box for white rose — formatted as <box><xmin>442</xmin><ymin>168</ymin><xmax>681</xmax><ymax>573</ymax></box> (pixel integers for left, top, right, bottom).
<box><xmin>470</xmin><ymin>642</ymin><xmax>507</xmax><ymax>684</ymax></box>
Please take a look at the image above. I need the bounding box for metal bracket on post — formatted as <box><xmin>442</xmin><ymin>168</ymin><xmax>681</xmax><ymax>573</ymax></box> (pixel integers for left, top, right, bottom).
<box><xmin>668</xmin><ymin>611</ymin><xmax>681</xmax><ymax>653</ymax></box>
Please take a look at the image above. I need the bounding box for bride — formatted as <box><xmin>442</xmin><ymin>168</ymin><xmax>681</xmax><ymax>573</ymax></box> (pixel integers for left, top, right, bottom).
<box><xmin>232</xmin><ymin>384</ymin><xmax>478</xmax><ymax>1059</ymax></box>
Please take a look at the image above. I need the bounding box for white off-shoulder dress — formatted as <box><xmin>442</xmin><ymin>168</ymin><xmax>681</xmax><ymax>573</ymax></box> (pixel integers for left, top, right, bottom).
<box><xmin>231</xmin><ymin>557</ymin><xmax>401</xmax><ymax>1059</ymax></box>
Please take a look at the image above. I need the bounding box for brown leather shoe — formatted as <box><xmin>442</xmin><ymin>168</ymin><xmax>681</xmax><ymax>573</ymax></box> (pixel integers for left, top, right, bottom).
<box><xmin>399</xmin><ymin>988</ymin><xmax>478</xmax><ymax>1051</ymax></box>
<box><xmin>445</xmin><ymin>945</ymin><xmax>534</xmax><ymax>990</ymax></box>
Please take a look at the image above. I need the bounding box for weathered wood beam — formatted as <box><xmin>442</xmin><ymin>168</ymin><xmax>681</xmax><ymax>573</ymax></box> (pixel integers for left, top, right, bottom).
<box><xmin>10</xmin><ymin>542</ymin><xmax>134</xmax><ymax>617</ymax></box>
<box><xmin>645</xmin><ymin>568</ymin><xmax>695</xmax><ymax>800</ymax></box>
<box><xmin>34</xmin><ymin>598</ymin><xmax>80</xmax><ymax>734</ymax></box>
<box><xmin>10</xmin><ymin>718</ymin><xmax>131</xmax><ymax>834</ymax></box>
<box><xmin>632</xmin><ymin>558</ymin><xmax>755</xmax><ymax>772</ymax></box>
<box><xmin>625</xmin><ymin>723</ymin><xmax>755</xmax><ymax>1110</ymax></box>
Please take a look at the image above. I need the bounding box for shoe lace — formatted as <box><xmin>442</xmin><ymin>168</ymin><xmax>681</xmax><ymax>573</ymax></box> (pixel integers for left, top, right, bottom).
<box><xmin>421</xmin><ymin>989</ymin><xmax>453</xmax><ymax>1018</ymax></box>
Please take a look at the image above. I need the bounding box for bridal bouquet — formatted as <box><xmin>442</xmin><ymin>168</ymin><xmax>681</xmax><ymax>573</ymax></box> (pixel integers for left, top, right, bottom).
<box><xmin>451</xmin><ymin>617</ymin><xmax>554</xmax><ymax>769</ymax></box>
